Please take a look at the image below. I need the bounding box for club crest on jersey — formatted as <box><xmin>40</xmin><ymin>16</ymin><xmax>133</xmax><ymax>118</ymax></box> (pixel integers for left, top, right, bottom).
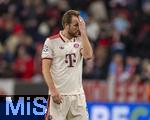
<box><xmin>59</xmin><ymin>46</ymin><xmax>64</xmax><ymax>49</ymax></box>
<box><xmin>74</xmin><ymin>43</ymin><xmax>79</xmax><ymax>48</ymax></box>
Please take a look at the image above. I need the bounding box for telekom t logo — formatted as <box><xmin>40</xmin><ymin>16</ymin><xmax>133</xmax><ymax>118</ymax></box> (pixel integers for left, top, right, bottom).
<box><xmin>65</xmin><ymin>53</ymin><xmax>76</xmax><ymax>67</ymax></box>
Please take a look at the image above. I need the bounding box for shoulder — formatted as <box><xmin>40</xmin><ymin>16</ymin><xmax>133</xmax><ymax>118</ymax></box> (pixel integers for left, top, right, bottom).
<box><xmin>44</xmin><ymin>33</ymin><xmax>61</xmax><ymax>44</ymax></box>
<box><xmin>44</xmin><ymin>33</ymin><xmax>63</xmax><ymax>48</ymax></box>
<box><xmin>49</xmin><ymin>33</ymin><xmax>60</xmax><ymax>40</ymax></box>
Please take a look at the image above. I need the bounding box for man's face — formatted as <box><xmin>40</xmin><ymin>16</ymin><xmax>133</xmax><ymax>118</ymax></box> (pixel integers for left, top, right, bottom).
<box><xmin>67</xmin><ymin>16</ymin><xmax>80</xmax><ymax>37</ymax></box>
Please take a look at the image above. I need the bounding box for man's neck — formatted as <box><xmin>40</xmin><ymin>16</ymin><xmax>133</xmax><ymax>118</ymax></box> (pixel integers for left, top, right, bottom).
<box><xmin>62</xmin><ymin>30</ymin><xmax>73</xmax><ymax>40</ymax></box>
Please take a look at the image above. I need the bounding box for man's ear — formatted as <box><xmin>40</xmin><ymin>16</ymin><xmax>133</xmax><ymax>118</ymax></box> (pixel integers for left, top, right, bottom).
<box><xmin>64</xmin><ymin>23</ymin><xmax>69</xmax><ymax>30</ymax></box>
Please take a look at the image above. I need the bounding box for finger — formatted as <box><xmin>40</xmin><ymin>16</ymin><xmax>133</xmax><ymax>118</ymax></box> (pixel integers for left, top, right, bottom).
<box><xmin>55</xmin><ymin>97</ymin><xmax>62</xmax><ymax>104</ymax></box>
<box><xmin>52</xmin><ymin>96</ymin><xmax>58</xmax><ymax>103</ymax></box>
<box><xmin>79</xmin><ymin>16</ymin><xmax>84</xmax><ymax>22</ymax></box>
<box><xmin>53</xmin><ymin>99</ymin><xmax>61</xmax><ymax>104</ymax></box>
<box><xmin>77</xmin><ymin>18</ymin><xmax>81</xmax><ymax>25</ymax></box>
<box><xmin>60</xmin><ymin>97</ymin><xmax>63</xmax><ymax>103</ymax></box>
<box><xmin>57</xmin><ymin>99</ymin><xmax>62</xmax><ymax>104</ymax></box>
<box><xmin>60</xmin><ymin>95</ymin><xmax>63</xmax><ymax>100</ymax></box>
<box><xmin>77</xmin><ymin>16</ymin><xmax>82</xmax><ymax>23</ymax></box>
<box><xmin>56</xmin><ymin>101</ymin><xmax>61</xmax><ymax>104</ymax></box>
<box><xmin>58</xmin><ymin>96</ymin><xmax>63</xmax><ymax>103</ymax></box>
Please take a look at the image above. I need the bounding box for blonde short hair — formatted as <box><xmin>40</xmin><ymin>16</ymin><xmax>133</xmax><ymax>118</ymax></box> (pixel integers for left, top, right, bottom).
<box><xmin>62</xmin><ymin>10</ymin><xmax>80</xmax><ymax>28</ymax></box>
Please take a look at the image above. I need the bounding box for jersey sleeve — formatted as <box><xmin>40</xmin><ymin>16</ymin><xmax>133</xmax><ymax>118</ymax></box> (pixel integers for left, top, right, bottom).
<box><xmin>41</xmin><ymin>38</ymin><xmax>53</xmax><ymax>59</ymax></box>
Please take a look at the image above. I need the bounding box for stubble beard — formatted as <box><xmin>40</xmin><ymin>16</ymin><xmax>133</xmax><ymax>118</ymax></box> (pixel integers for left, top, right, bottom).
<box><xmin>68</xmin><ymin>25</ymin><xmax>80</xmax><ymax>37</ymax></box>
<box><xmin>68</xmin><ymin>30</ymin><xmax>80</xmax><ymax>37</ymax></box>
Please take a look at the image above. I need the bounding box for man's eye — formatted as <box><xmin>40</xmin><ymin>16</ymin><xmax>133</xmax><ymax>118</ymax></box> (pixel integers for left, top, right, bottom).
<box><xmin>74</xmin><ymin>24</ymin><xmax>78</xmax><ymax>27</ymax></box>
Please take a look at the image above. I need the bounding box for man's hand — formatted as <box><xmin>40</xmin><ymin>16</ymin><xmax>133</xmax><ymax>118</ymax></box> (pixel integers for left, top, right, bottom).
<box><xmin>78</xmin><ymin>16</ymin><xmax>86</xmax><ymax>34</ymax></box>
<box><xmin>51</xmin><ymin>88</ymin><xmax>63</xmax><ymax>104</ymax></box>
<box><xmin>77</xmin><ymin>16</ymin><xmax>93</xmax><ymax>60</ymax></box>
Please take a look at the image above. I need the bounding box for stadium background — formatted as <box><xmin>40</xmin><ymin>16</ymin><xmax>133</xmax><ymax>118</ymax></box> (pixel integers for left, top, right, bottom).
<box><xmin>0</xmin><ymin>0</ymin><xmax>150</xmax><ymax>119</ymax></box>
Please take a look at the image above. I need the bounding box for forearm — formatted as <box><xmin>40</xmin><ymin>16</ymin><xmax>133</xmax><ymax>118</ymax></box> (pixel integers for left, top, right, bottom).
<box><xmin>81</xmin><ymin>32</ymin><xmax>93</xmax><ymax>59</ymax></box>
<box><xmin>42</xmin><ymin>60</ymin><xmax>62</xmax><ymax>104</ymax></box>
<box><xmin>42</xmin><ymin>59</ymin><xmax>56</xmax><ymax>92</ymax></box>
<box><xmin>42</xmin><ymin>70</ymin><xmax>56</xmax><ymax>91</ymax></box>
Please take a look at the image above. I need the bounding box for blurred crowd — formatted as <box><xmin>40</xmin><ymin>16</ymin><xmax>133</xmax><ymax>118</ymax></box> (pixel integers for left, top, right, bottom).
<box><xmin>0</xmin><ymin>0</ymin><xmax>150</xmax><ymax>83</ymax></box>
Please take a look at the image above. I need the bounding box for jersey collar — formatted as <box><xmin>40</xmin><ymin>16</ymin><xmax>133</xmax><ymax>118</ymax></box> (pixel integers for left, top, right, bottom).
<box><xmin>59</xmin><ymin>31</ymin><xmax>75</xmax><ymax>43</ymax></box>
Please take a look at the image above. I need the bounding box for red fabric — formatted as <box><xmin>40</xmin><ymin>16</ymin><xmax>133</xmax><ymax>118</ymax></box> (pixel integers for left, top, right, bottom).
<box><xmin>13</xmin><ymin>57</ymin><xmax>34</xmax><ymax>81</ymax></box>
<box><xmin>13</xmin><ymin>24</ymin><xmax>24</xmax><ymax>34</ymax></box>
<box><xmin>99</xmin><ymin>39</ymin><xmax>109</xmax><ymax>46</ymax></box>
